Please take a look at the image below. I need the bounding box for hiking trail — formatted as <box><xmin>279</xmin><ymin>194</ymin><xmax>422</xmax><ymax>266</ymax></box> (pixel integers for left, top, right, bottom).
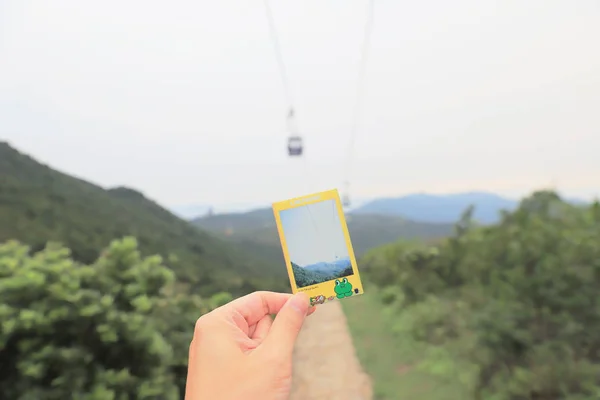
<box><xmin>290</xmin><ymin>301</ymin><xmax>372</xmax><ymax>400</ymax></box>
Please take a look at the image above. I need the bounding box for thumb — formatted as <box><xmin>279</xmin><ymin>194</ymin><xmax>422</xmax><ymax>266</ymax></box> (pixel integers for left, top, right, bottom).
<box><xmin>263</xmin><ymin>292</ymin><xmax>310</xmax><ymax>355</ymax></box>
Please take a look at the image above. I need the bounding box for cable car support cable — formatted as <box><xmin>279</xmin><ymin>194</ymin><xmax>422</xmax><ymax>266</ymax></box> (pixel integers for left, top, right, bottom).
<box><xmin>263</xmin><ymin>0</ymin><xmax>294</xmax><ymax>114</ymax></box>
<box><xmin>264</xmin><ymin>0</ymin><xmax>375</xmax><ymax>200</ymax></box>
<box><xmin>342</xmin><ymin>0</ymin><xmax>375</xmax><ymax>207</ymax></box>
<box><xmin>263</xmin><ymin>0</ymin><xmax>301</xmax><ymax>141</ymax></box>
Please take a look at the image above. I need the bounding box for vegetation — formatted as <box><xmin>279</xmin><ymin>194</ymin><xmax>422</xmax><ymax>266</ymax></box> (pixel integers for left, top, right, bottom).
<box><xmin>0</xmin><ymin>143</ymin><xmax>287</xmax><ymax>297</ymax></box>
<box><xmin>290</xmin><ymin>262</ymin><xmax>354</xmax><ymax>288</ymax></box>
<box><xmin>342</xmin><ymin>294</ymin><xmax>467</xmax><ymax>400</ymax></box>
<box><xmin>4</xmin><ymin>140</ymin><xmax>596</xmax><ymax>399</ymax></box>
<box><xmin>0</xmin><ymin>237</ymin><xmax>229</xmax><ymax>399</ymax></box>
<box><xmin>360</xmin><ymin>190</ymin><xmax>600</xmax><ymax>399</ymax></box>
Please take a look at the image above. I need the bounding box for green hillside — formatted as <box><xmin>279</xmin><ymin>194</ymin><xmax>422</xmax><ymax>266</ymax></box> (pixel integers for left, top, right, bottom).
<box><xmin>348</xmin><ymin>191</ymin><xmax>600</xmax><ymax>399</ymax></box>
<box><xmin>291</xmin><ymin>262</ymin><xmax>330</xmax><ymax>287</ymax></box>
<box><xmin>0</xmin><ymin>142</ymin><xmax>286</xmax><ymax>296</ymax></box>
<box><xmin>289</xmin><ymin>261</ymin><xmax>354</xmax><ymax>288</ymax></box>
<box><xmin>191</xmin><ymin>207</ymin><xmax>454</xmax><ymax>267</ymax></box>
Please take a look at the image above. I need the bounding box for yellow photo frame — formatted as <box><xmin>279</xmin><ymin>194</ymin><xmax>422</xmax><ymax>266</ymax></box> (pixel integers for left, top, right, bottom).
<box><xmin>272</xmin><ymin>189</ymin><xmax>364</xmax><ymax>306</ymax></box>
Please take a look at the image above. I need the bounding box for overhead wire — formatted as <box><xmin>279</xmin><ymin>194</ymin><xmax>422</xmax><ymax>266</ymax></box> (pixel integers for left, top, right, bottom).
<box><xmin>263</xmin><ymin>0</ymin><xmax>319</xmax><ymax>232</ymax></box>
<box><xmin>262</xmin><ymin>2</ymin><xmax>376</xmax><ymax>267</ymax></box>
<box><xmin>263</xmin><ymin>0</ymin><xmax>298</xmax><ymax>135</ymax></box>
<box><xmin>342</xmin><ymin>0</ymin><xmax>376</xmax><ymax>202</ymax></box>
<box><xmin>263</xmin><ymin>0</ymin><xmax>313</xmax><ymax>196</ymax></box>
<box><xmin>264</xmin><ymin>0</ymin><xmax>376</xmax><ymax>201</ymax></box>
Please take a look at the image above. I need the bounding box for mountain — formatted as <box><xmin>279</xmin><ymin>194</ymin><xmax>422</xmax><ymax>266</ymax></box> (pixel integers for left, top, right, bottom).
<box><xmin>170</xmin><ymin>204</ymin><xmax>212</xmax><ymax>219</ymax></box>
<box><xmin>289</xmin><ymin>261</ymin><xmax>353</xmax><ymax>288</ymax></box>
<box><xmin>303</xmin><ymin>257</ymin><xmax>352</xmax><ymax>275</ymax></box>
<box><xmin>169</xmin><ymin>202</ymin><xmax>270</xmax><ymax>219</ymax></box>
<box><xmin>194</xmin><ymin>208</ymin><xmax>275</xmax><ymax>236</ymax></box>
<box><xmin>0</xmin><ymin>142</ymin><xmax>287</xmax><ymax>296</ymax></box>
<box><xmin>195</xmin><ymin>209</ymin><xmax>454</xmax><ymax>251</ymax></box>
<box><xmin>352</xmin><ymin>192</ymin><xmax>520</xmax><ymax>224</ymax></box>
<box><xmin>290</xmin><ymin>262</ymin><xmax>329</xmax><ymax>288</ymax></box>
<box><xmin>191</xmin><ymin>207</ymin><xmax>455</xmax><ymax>273</ymax></box>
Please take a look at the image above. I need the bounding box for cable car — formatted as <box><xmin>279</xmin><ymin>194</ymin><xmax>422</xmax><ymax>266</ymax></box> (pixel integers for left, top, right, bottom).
<box><xmin>342</xmin><ymin>194</ymin><xmax>351</xmax><ymax>208</ymax></box>
<box><xmin>287</xmin><ymin>136</ymin><xmax>303</xmax><ymax>156</ymax></box>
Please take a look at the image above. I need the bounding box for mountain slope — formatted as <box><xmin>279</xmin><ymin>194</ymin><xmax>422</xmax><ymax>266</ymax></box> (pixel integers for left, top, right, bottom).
<box><xmin>352</xmin><ymin>192</ymin><xmax>519</xmax><ymax>224</ymax></box>
<box><xmin>191</xmin><ymin>207</ymin><xmax>455</xmax><ymax>270</ymax></box>
<box><xmin>303</xmin><ymin>257</ymin><xmax>352</xmax><ymax>275</ymax></box>
<box><xmin>0</xmin><ymin>142</ymin><xmax>286</xmax><ymax>296</ymax></box>
<box><xmin>291</xmin><ymin>262</ymin><xmax>333</xmax><ymax>288</ymax></box>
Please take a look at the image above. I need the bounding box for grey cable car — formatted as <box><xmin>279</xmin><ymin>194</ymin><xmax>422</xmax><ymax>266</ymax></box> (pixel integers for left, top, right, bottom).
<box><xmin>342</xmin><ymin>194</ymin><xmax>351</xmax><ymax>208</ymax></box>
<box><xmin>287</xmin><ymin>136</ymin><xmax>303</xmax><ymax>156</ymax></box>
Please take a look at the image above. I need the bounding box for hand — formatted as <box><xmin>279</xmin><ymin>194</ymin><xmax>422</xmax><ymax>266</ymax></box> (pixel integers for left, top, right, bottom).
<box><xmin>185</xmin><ymin>291</ymin><xmax>315</xmax><ymax>400</ymax></box>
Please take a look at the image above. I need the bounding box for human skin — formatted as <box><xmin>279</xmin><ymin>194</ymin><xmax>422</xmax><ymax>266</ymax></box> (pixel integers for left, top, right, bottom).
<box><xmin>185</xmin><ymin>291</ymin><xmax>315</xmax><ymax>400</ymax></box>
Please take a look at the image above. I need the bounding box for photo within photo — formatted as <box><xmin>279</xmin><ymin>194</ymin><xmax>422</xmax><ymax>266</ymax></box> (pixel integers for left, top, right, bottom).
<box><xmin>279</xmin><ymin>199</ymin><xmax>354</xmax><ymax>288</ymax></box>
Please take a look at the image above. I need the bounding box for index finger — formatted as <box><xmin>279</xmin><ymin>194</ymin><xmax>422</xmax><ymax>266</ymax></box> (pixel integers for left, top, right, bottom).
<box><xmin>223</xmin><ymin>291</ymin><xmax>314</xmax><ymax>327</ymax></box>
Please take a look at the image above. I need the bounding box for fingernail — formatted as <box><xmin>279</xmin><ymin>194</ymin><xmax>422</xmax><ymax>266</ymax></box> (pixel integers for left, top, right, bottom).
<box><xmin>289</xmin><ymin>293</ymin><xmax>309</xmax><ymax>314</ymax></box>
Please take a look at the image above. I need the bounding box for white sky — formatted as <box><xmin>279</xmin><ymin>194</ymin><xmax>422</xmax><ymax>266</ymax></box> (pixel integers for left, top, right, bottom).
<box><xmin>1</xmin><ymin>0</ymin><xmax>599</xmax><ymax>210</ymax></box>
<box><xmin>279</xmin><ymin>199</ymin><xmax>348</xmax><ymax>266</ymax></box>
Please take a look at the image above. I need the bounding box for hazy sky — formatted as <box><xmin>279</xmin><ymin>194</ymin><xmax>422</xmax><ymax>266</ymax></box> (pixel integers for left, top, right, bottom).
<box><xmin>2</xmin><ymin>0</ymin><xmax>599</xmax><ymax>211</ymax></box>
<box><xmin>279</xmin><ymin>199</ymin><xmax>349</xmax><ymax>266</ymax></box>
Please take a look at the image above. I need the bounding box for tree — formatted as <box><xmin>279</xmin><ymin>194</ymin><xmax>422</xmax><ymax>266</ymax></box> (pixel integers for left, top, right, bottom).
<box><xmin>0</xmin><ymin>237</ymin><xmax>215</xmax><ymax>399</ymax></box>
<box><xmin>364</xmin><ymin>191</ymin><xmax>600</xmax><ymax>399</ymax></box>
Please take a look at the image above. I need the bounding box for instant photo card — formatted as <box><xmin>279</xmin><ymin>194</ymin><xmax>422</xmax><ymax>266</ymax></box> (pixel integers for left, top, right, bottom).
<box><xmin>272</xmin><ymin>189</ymin><xmax>364</xmax><ymax>306</ymax></box>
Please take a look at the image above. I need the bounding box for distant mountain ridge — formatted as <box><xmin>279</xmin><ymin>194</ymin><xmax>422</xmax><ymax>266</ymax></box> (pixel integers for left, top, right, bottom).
<box><xmin>302</xmin><ymin>257</ymin><xmax>352</xmax><ymax>276</ymax></box>
<box><xmin>353</xmin><ymin>192</ymin><xmax>519</xmax><ymax>224</ymax></box>
<box><xmin>290</xmin><ymin>260</ymin><xmax>354</xmax><ymax>288</ymax></box>
<box><xmin>192</xmin><ymin>208</ymin><xmax>454</xmax><ymax>259</ymax></box>
<box><xmin>170</xmin><ymin>197</ymin><xmax>374</xmax><ymax>219</ymax></box>
<box><xmin>190</xmin><ymin>192</ymin><xmax>588</xmax><ymax>227</ymax></box>
<box><xmin>353</xmin><ymin>191</ymin><xmax>588</xmax><ymax>224</ymax></box>
<box><xmin>170</xmin><ymin>204</ymin><xmax>212</xmax><ymax>219</ymax></box>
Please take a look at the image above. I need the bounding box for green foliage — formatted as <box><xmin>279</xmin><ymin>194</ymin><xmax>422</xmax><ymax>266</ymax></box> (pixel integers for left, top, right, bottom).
<box><xmin>290</xmin><ymin>262</ymin><xmax>328</xmax><ymax>287</ymax></box>
<box><xmin>290</xmin><ymin>262</ymin><xmax>354</xmax><ymax>288</ymax></box>
<box><xmin>0</xmin><ymin>237</ymin><xmax>213</xmax><ymax>399</ymax></box>
<box><xmin>0</xmin><ymin>143</ymin><xmax>287</xmax><ymax>297</ymax></box>
<box><xmin>364</xmin><ymin>191</ymin><xmax>600</xmax><ymax>399</ymax></box>
<box><xmin>209</xmin><ymin>292</ymin><xmax>234</xmax><ymax>308</ymax></box>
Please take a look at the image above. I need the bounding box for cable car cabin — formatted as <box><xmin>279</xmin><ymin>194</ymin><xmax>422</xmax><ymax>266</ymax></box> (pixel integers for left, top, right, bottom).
<box><xmin>287</xmin><ymin>136</ymin><xmax>303</xmax><ymax>156</ymax></box>
<box><xmin>342</xmin><ymin>194</ymin><xmax>351</xmax><ymax>208</ymax></box>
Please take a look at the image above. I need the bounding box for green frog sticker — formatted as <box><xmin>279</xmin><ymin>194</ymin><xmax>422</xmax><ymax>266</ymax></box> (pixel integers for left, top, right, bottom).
<box><xmin>334</xmin><ymin>277</ymin><xmax>353</xmax><ymax>299</ymax></box>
